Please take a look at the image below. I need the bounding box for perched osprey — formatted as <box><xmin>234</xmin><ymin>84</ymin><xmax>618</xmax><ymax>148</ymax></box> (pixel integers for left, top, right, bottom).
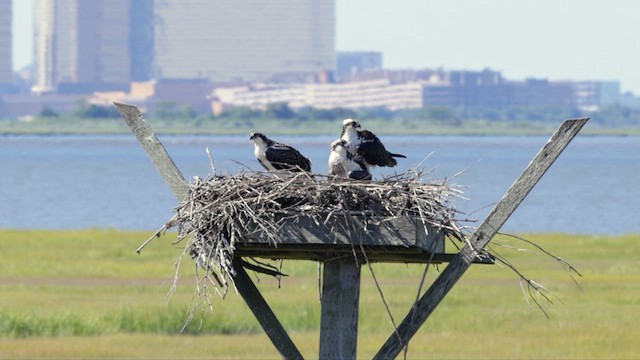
<box><xmin>250</xmin><ymin>132</ymin><xmax>311</xmax><ymax>172</ymax></box>
<box><xmin>328</xmin><ymin>139</ymin><xmax>372</xmax><ymax>180</ymax></box>
<box><xmin>340</xmin><ymin>119</ymin><xmax>406</xmax><ymax>169</ymax></box>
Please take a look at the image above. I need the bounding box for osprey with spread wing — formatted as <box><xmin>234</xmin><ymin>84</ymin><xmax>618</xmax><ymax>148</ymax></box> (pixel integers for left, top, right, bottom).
<box><xmin>340</xmin><ymin>119</ymin><xmax>406</xmax><ymax>170</ymax></box>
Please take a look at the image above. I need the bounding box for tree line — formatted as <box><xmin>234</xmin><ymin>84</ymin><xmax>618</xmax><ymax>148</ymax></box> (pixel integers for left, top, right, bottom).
<box><xmin>37</xmin><ymin>99</ymin><xmax>640</xmax><ymax>127</ymax></box>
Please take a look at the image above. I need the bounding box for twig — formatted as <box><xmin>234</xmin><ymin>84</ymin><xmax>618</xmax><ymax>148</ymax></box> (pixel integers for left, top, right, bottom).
<box><xmin>205</xmin><ymin>147</ymin><xmax>216</xmax><ymax>176</ymax></box>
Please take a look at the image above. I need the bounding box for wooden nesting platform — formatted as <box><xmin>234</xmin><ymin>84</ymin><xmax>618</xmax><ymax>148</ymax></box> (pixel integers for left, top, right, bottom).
<box><xmin>115</xmin><ymin>102</ymin><xmax>588</xmax><ymax>360</ymax></box>
<box><xmin>236</xmin><ymin>216</ymin><xmax>493</xmax><ymax>264</ymax></box>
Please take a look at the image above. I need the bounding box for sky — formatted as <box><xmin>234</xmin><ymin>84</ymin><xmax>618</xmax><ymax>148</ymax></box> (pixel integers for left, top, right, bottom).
<box><xmin>11</xmin><ymin>0</ymin><xmax>640</xmax><ymax>94</ymax></box>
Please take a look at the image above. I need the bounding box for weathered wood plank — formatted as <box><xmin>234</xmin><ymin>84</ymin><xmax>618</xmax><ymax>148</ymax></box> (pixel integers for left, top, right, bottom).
<box><xmin>319</xmin><ymin>259</ymin><xmax>361</xmax><ymax>360</ymax></box>
<box><xmin>374</xmin><ymin>117</ymin><xmax>589</xmax><ymax>360</ymax></box>
<box><xmin>232</xmin><ymin>259</ymin><xmax>304</xmax><ymax>360</ymax></box>
<box><xmin>114</xmin><ymin>102</ymin><xmax>190</xmax><ymax>201</ymax></box>
<box><xmin>243</xmin><ymin>216</ymin><xmax>445</xmax><ymax>253</ymax></box>
<box><xmin>236</xmin><ymin>244</ymin><xmax>495</xmax><ymax>264</ymax></box>
<box><xmin>115</xmin><ymin>102</ymin><xmax>303</xmax><ymax>360</ymax></box>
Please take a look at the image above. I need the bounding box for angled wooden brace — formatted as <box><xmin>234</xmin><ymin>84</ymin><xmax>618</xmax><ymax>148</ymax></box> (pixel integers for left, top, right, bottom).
<box><xmin>374</xmin><ymin>117</ymin><xmax>589</xmax><ymax>359</ymax></box>
<box><xmin>115</xmin><ymin>102</ymin><xmax>303</xmax><ymax>360</ymax></box>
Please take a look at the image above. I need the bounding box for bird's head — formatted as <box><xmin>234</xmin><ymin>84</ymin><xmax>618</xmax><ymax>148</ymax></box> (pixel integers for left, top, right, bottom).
<box><xmin>331</xmin><ymin>139</ymin><xmax>348</xmax><ymax>158</ymax></box>
<box><xmin>250</xmin><ymin>132</ymin><xmax>268</xmax><ymax>144</ymax></box>
<box><xmin>342</xmin><ymin>118</ymin><xmax>360</xmax><ymax>130</ymax></box>
<box><xmin>331</xmin><ymin>139</ymin><xmax>346</xmax><ymax>151</ymax></box>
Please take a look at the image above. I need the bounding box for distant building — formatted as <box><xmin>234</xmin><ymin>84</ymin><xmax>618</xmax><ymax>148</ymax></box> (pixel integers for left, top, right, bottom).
<box><xmin>30</xmin><ymin>0</ymin><xmax>335</xmax><ymax>96</ymax></box>
<box><xmin>213</xmin><ymin>68</ymin><xmax>596</xmax><ymax>114</ymax></box>
<box><xmin>0</xmin><ymin>0</ymin><xmax>12</xmax><ymax>89</ymax></box>
<box><xmin>153</xmin><ymin>0</ymin><xmax>335</xmax><ymax>83</ymax></box>
<box><xmin>446</xmin><ymin>69</ymin><xmax>510</xmax><ymax>107</ymax></box>
<box><xmin>510</xmin><ymin>79</ymin><xmax>574</xmax><ymax>107</ymax></box>
<box><xmin>89</xmin><ymin>79</ymin><xmax>215</xmax><ymax>114</ymax></box>
<box><xmin>424</xmin><ymin>69</ymin><xmax>510</xmax><ymax>107</ymax></box>
<box><xmin>423</xmin><ymin>69</ymin><xmax>575</xmax><ymax>108</ymax></box>
<box><xmin>619</xmin><ymin>91</ymin><xmax>640</xmax><ymax>109</ymax></box>
<box><xmin>129</xmin><ymin>0</ymin><xmax>154</xmax><ymax>82</ymax></box>
<box><xmin>212</xmin><ymin>79</ymin><xmax>425</xmax><ymax>113</ymax></box>
<box><xmin>306</xmin><ymin>80</ymin><xmax>423</xmax><ymax>110</ymax></box>
<box><xmin>572</xmin><ymin>81</ymin><xmax>621</xmax><ymax>111</ymax></box>
<box><xmin>342</xmin><ymin>68</ymin><xmax>438</xmax><ymax>85</ymax></box>
<box><xmin>336</xmin><ymin>51</ymin><xmax>382</xmax><ymax>81</ymax></box>
<box><xmin>0</xmin><ymin>93</ymin><xmax>83</xmax><ymax>117</ymax></box>
<box><xmin>33</xmin><ymin>0</ymin><xmax>131</xmax><ymax>93</ymax></box>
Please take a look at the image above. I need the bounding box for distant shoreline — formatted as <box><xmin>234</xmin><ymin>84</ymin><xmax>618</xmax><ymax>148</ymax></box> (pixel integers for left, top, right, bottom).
<box><xmin>1</xmin><ymin>129</ymin><xmax>638</xmax><ymax>137</ymax></box>
<box><xmin>1</xmin><ymin>117</ymin><xmax>638</xmax><ymax>136</ymax></box>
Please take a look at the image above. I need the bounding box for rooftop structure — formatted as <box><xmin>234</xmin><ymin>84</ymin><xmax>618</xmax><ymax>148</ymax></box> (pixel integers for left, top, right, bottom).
<box><xmin>336</xmin><ymin>51</ymin><xmax>383</xmax><ymax>81</ymax></box>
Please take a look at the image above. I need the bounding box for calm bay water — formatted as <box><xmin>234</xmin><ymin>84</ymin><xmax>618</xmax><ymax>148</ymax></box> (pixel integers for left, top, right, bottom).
<box><xmin>0</xmin><ymin>134</ymin><xmax>638</xmax><ymax>234</ymax></box>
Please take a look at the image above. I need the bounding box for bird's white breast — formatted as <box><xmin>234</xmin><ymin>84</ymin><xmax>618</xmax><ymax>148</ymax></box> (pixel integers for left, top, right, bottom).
<box><xmin>341</xmin><ymin>128</ymin><xmax>360</xmax><ymax>152</ymax></box>
<box><xmin>254</xmin><ymin>143</ymin><xmax>277</xmax><ymax>171</ymax></box>
<box><xmin>328</xmin><ymin>150</ymin><xmax>347</xmax><ymax>176</ymax></box>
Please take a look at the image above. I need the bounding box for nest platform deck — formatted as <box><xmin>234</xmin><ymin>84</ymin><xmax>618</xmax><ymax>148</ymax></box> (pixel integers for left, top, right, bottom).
<box><xmin>236</xmin><ymin>216</ymin><xmax>493</xmax><ymax>264</ymax></box>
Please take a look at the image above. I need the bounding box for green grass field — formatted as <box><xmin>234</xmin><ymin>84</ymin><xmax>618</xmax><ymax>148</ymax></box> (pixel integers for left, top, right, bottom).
<box><xmin>0</xmin><ymin>229</ymin><xmax>638</xmax><ymax>359</ymax></box>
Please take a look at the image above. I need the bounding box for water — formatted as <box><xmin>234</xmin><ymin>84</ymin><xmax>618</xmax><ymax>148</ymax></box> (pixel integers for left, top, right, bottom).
<box><xmin>1</xmin><ymin>134</ymin><xmax>638</xmax><ymax>234</ymax></box>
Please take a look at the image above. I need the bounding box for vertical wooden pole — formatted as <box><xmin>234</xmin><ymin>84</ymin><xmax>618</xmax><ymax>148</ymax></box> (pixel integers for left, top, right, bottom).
<box><xmin>374</xmin><ymin>117</ymin><xmax>589</xmax><ymax>360</ymax></box>
<box><xmin>319</xmin><ymin>258</ymin><xmax>362</xmax><ymax>360</ymax></box>
<box><xmin>115</xmin><ymin>102</ymin><xmax>303</xmax><ymax>360</ymax></box>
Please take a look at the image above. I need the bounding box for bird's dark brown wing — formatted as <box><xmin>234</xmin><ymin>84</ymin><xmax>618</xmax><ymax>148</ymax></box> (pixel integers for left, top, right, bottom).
<box><xmin>356</xmin><ymin>130</ymin><xmax>401</xmax><ymax>167</ymax></box>
<box><xmin>266</xmin><ymin>144</ymin><xmax>311</xmax><ymax>172</ymax></box>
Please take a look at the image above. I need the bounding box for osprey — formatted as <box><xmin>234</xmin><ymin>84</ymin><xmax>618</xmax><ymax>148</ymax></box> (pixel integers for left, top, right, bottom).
<box><xmin>328</xmin><ymin>139</ymin><xmax>372</xmax><ymax>180</ymax></box>
<box><xmin>340</xmin><ymin>119</ymin><xmax>406</xmax><ymax>169</ymax></box>
<box><xmin>250</xmin><ymin>132</ymin><xmax>311</xmax><ymax>172</ymax></box>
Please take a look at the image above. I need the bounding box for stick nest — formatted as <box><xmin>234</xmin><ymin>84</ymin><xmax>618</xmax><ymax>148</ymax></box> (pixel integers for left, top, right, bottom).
<box><xmin>153</xmin><ymin>169</ymin><xmax>468</xmax><ymax>294</ymax></box>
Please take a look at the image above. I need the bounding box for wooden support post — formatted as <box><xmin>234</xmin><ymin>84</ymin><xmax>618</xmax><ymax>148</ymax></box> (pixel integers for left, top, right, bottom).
<box><xmin>374</xmin><ymin>118</ymin><xmax>589</xmax><ymax>360</ymax></box>
<box><xmin>114</xmin><ymin>102</ymin><xmax>303</xmax><ymax>360</ymax></box>
<box><xmin>319</xmin><ymin>258</ymin><xmax>362</xmax><ymax>360</ymax></box>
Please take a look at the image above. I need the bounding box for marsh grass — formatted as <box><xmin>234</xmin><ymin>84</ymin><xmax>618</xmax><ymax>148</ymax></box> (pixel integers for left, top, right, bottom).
<box><xmin>0</xmin><ymin>229</ymin><xmax>638</xmax><ymax>358</ymax></box>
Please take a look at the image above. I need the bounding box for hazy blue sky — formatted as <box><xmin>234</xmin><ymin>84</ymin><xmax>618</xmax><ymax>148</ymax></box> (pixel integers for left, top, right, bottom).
<box><xmin>11</xmin><ymin>0</ymin><xmax>640</xmax><ymax>94</ymax></box>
